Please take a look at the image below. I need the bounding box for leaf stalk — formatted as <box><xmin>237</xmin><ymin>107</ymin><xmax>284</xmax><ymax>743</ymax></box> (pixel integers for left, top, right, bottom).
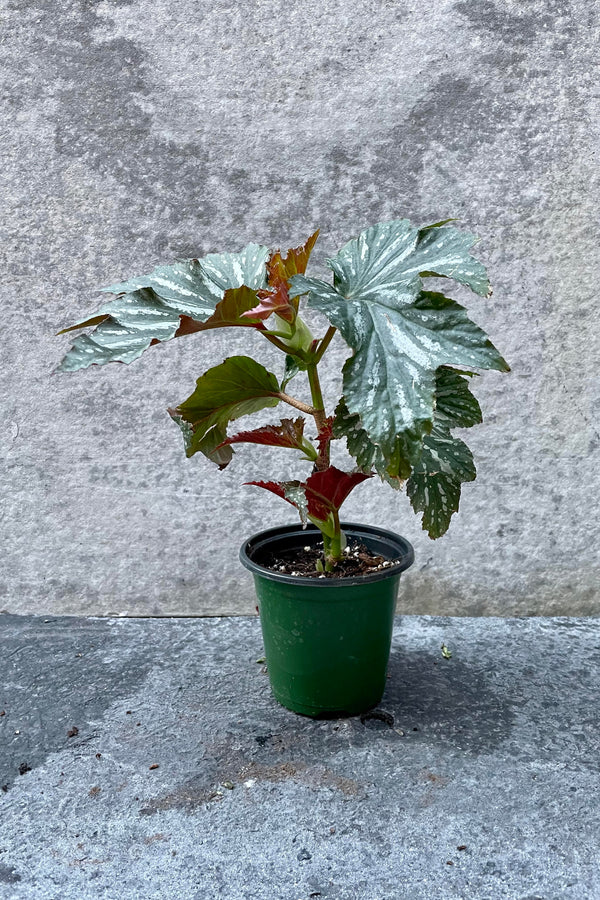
<box><xmin>263</xmin><ymin>332</ymin><xmax>302</xmax><ymax>356</ymax></box>
<box><xmin>275</xmin><ymin>392</ymin><xmax>317</xmax><ymax>415</ymax></box>
<box><xmin>313</xmin><ymin>326</ymin><xmax>337</xmax><ymax>364</ymax></box>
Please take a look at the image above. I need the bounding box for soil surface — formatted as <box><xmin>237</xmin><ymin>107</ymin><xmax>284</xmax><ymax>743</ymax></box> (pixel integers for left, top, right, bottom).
<box><xmin>261</xmin><ymin>539</ymin><xmax>401</xmax><ymax>579</ymax></box>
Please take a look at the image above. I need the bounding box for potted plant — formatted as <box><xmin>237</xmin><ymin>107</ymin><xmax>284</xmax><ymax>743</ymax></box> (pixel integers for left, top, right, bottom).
<box><xmin>57</xmin><ymin>218</ymin><xmax>509</xmax><ymax>717</ymax></box>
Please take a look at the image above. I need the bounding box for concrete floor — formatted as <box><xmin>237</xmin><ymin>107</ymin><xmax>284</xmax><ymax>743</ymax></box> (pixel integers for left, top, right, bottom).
<box><xmin>1</xmin><ymin>614</ymin><xmax>599</xmax><ymax>899</ymax></box>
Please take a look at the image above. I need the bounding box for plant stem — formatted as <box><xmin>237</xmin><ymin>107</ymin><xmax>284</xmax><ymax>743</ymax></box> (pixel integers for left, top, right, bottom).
<box><xmin>324</xmin><ymin>511</ymin><xmax>343</xmax><ymax>570</ymax></box>
<box><xmin>307</xmin><ymin>365</ymin><xmax>326</xmax><ymax>426</ymax></box>
<box><xmin>307</xmin><ymin>363</ymin><xmax>330</xmax><ymax>469</ymax></box>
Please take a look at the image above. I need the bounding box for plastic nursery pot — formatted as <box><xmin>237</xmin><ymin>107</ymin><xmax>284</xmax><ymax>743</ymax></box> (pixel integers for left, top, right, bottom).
<box><xmin>240</xmin><ymin>522</ymin><xmax>414</xmax><ymax>718</ymax></box>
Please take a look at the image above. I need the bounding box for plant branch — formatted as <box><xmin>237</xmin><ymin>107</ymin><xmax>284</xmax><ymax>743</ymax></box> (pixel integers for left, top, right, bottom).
<box><xmin>275</xmin><ymin>392</ymin><xmax>317</xmax><ymax>415</ymax></box>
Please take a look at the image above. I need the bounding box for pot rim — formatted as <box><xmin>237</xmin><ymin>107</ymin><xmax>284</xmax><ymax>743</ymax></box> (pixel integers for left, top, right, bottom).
<box><xmin>240</xmin><ymin>521</ymin><xmax>414</xmax><ymax>587</ymax></box>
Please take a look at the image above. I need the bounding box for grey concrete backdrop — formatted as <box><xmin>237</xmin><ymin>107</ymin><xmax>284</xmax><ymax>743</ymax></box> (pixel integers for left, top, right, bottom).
<box><xmin>2</xmin><ymin>0</ymin><xmax>599</xmax><ymax>616</ymax></box>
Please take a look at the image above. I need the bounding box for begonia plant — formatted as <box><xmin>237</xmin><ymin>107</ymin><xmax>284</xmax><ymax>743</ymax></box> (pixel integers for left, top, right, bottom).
<box><xmin>58</xmin><ymin>219</ymin><xmax>509</xmax><ymax>571</ymax></box>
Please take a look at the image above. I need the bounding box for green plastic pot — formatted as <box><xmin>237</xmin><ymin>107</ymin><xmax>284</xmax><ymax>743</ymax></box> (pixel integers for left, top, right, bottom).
<box><xmin>240</xmin><ymin>522</ymin><xmax>414</xmax><ymax>717</ymax></box>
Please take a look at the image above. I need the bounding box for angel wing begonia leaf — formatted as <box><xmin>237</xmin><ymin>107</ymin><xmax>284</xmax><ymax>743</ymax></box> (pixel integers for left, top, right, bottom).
<box><xmin>57</xmin><ymin>288</ymin><xmax>186</xmax><ymax>371</ymax></box>
<box><xmin>406</xmin><ymin>429</ymin><xmax>476</xmax><ymax>539</ymax></box>
<box><xmin>57</xmin><ymin>244</ymin><xmax>269</xmax><ymax>372</ymax></box>
<box><xmin>433</xmin><ymin>366</ymin><xmax>482</xmax><ymax>428</ymax></box>
<box><xmin>102</xmin><ymin>244</ymin><xmax>269</xmax><ymax>304</ymax></box>
<box><xmin>168</xmin><ymin>356</ymin><xmax>280</xmax><ymax>467</ymax></box>
<box><xmin>333</xmin><ymin>364</ymin><xmax>483</xmax><ymax>485</ymax></box>
<box><xmin>290</xmin><ymin>220</ymin><xmax>508</xmax><ymax>472</ymax></box>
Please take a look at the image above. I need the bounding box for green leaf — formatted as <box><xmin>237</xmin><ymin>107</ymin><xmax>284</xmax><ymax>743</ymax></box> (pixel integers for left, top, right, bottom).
<box><xmin>169</xmin><ymin>356</ymin><xmax>280</xmax><ymax>467</ymax></box>
<box><xmin>57</xmin><ymin>245</ymin><xmax>269</xmax><ymax>372</ymax></box>
<box><xmin>169</xmin><ymin>403</ymin><xmax>234</xmax><ymax>469</ymax></box>
<box><xmin>57</xmin><ymin>314</ymin><xmax>110</xmax><ymax>335</ymax></box>
<box><xmin>335</xmin><ymin>366</ymin><xmax>483</xmax><ymax>530</ymax></box>
<box><xmin>290</xmin><ymin>219</ymin><xmax>508</xmax><ymax>471</ymax></box>
<box><xmin>418</xmin><ymin>218</ymin><xmax>458</xmax><ymax>233</ymax></box>
<box><xmin>406</xmin><ymin>368</ymin><xmax>480</xmax><ymax>538</ymax></box>
<box><xmin>57</xmin><ymin>289</ymin><xmax>184</xmax><ymax>371</ymax></box>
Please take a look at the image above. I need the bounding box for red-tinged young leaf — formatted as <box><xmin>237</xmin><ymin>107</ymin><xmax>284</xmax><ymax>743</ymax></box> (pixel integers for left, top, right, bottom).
<box><xmin>267</xmin><ymin>230</ymin><xmax>320</xmax><ymax>285</ymax></box>
<box><xmin>247</xmin><ymin>467</ymin><xmax>371</xmax><ymax>525</ymax></box>
<box><xmin>219</xmin><ymin>417</ymin><xmax>306</xmax><ymax>451</ymax></box>
<box><xmin>245</xmin><ymin>480</ymin><xmax>312</xmax><ymax>525</ymax></box>
<box><xmin>240</xmin><ymin>231</ymin><xmax>320</xmax><ymax>324</ymax></box>
<box><xmin>303</xmin><ymin>467</ymin><xmax>371</xmax><ymax>521</ymax></box>
<box><xmin>246</xmin><ymin>480</ymin><xmax>296</xmax><ymax>504</ymax></box>
<box><xmin>240</xmin><ymin>281</ymin><xmax>295</xmax><ymax>323</ymax></box>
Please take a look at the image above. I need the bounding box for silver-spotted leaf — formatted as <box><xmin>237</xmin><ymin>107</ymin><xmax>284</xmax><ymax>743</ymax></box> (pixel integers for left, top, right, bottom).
<box><xmin>57</xmin><ymin>245</ymin><xmax>269</xmax><ymax>372</ymax></box>
<box><xmin>406</xmin><ymin>368</ymin><xmax>480</xmax><ymax>538</ymax></box>
<box><xmin>290</xmin><ymin>220</ymin><xmax>508</xmax><ymax>471</ymax></box>
<box><xmin>335</xmin><ymin>365</ymin><xmax>483</xmax><ymax>528</ymax></box>
<box><xmin>332</xmin><ymin>399</ymin><xmax>416</xmax><ymax>483</ymax></box>
<box><xmin>434</xmin><ymin>366</ymin><xmax>482</xmax><ymax>428</ymax></box>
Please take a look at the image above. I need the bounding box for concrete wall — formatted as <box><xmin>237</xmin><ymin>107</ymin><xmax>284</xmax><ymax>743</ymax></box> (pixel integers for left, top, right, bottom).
<box><xmin>2</xmin><ymin>0</ymin><xmax>599</xmax><ymax>617</ymax></box>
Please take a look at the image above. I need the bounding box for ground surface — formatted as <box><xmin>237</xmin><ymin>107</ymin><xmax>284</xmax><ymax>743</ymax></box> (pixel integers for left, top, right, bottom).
<box><xmin>1</xmin><ymin>614</ymin><xmax>599</xmax><ymax>899</ymax></box>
